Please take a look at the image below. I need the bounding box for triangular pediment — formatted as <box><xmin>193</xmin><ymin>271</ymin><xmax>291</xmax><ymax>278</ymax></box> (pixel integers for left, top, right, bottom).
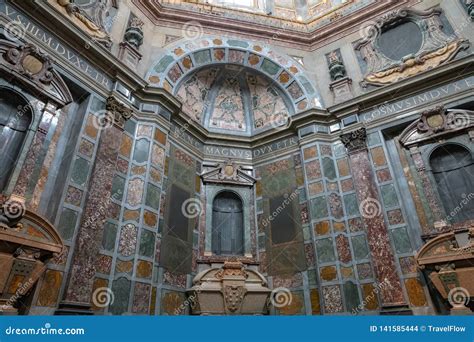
<box><xmin>201</xmin><ymin>161</ymin><xmax>256</xmax><ymax>186</ymax></box>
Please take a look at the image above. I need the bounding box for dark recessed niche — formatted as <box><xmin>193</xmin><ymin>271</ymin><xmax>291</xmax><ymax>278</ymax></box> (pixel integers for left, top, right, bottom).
<box><xmin>377</xmin><ymin>21</ymin><xmax>423</xmax><ymax>61</ymax></box>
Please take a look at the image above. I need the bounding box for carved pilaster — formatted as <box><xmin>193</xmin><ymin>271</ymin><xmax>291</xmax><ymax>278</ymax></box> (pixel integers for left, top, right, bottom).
<box><xmin>341</xmin><ymin>128</ymin><xmax>408</xmax><ymax>309</ymax></box>
<box><xmin>57</xmin><ymin>96</ymin><xmax>131</xmax><ymax>315</ymax></box>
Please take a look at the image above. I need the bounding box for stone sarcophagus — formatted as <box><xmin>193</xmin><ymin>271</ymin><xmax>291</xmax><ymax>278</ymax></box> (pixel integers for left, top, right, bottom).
<box><xmin>416</xmin><ymin>225</ymin><xmax>474</xmax><ymax>315</ymax></box>
<box><xmin>0</xmin><ymin>195</ymin><xmax>64</xmax><ymax>315</ymax></box>
<box><xmin>187</xmin><ymin>261</ymin><xmax>271</xmax><ymax>315</ymax></box>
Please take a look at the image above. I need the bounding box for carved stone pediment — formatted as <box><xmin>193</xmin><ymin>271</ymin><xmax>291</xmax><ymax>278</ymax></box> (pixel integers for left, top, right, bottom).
<box><xmin>355</xmin><ymin>7</ymin><xmax>470</xmax><ymax>87</ymax></box>
<box><xmin>201</xmin><ymin>160</ymin><xmax>256</xmax><ymax>186</ymax></box>
<box><xmin>0</xmin><ymin>40</ymin><xmax>72</xmax><ymax>106</ymax></box>
<box><xmin>399</xmin><ymin>106</ymin><xmax>474</xmax><ymax>147</ymax></box>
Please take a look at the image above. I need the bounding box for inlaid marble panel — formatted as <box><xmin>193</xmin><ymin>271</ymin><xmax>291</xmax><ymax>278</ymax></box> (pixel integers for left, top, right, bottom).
<box><xmin>336</xmin><ymin>234</ymin><xmax>352</xmax><ymax>263</ymax></box>
<box><xmin>132</xmin><ymin>282</ymin><xmax>151</xmax><ymax>314</ymax></box>
<box><xmin>118</xmin><ymin>224</ymin><xmax>138</xmax><ymax>257</ymax></box>
<box><xmin>323</xmin><ymin>285</ymin><xmax>343</xmax><ymax>313</ymax></box>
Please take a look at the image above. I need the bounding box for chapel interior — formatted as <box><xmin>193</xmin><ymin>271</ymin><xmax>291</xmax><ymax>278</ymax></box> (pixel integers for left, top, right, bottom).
<box><xmin>0</xmin><ymin>0</ymin><xmax>473</xmax><ymax>316</ymax></box>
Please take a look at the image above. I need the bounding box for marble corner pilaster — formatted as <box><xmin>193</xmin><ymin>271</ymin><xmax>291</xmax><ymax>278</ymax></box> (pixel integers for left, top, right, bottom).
<box><xmin>57</xmin><ymin>100</ymin><xmax>131</xmax><ymax>313</ymax></box>
<box><xmin>341</xmin><ymin>128</ymin><xmax>407</xmax><ymax>308</ymax></box>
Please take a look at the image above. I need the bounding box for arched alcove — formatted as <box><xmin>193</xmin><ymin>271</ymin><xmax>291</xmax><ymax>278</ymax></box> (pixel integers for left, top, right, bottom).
<box><xmin>429</xmin><ymin>144</ymin><xmax>474</xmax><ymax>223</ymax></box>
<box><xmin>0</xmin><ymin>88</ymin><xmax>33</xmax><ymax>191</ymax></box>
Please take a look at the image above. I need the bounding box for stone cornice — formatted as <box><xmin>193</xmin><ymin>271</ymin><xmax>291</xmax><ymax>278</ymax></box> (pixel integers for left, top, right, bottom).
<box><xmin>132</xmin><ymin>0</ymin><xmax>412</xmax><ymax>50</ymax></box>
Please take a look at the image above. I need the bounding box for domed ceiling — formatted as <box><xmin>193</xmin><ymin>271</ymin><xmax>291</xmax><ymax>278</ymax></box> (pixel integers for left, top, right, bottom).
<box><xmin>176</xmin><ymin>65</ymin><xmax>293</xmax><ymax>135</ymax></box>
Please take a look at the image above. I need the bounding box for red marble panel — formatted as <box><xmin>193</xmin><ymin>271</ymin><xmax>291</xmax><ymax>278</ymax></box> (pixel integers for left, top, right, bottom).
<box><xmin>348</xmin><ymin>150</ymin><xmax>405</xmax><ymax>306</ymax></box>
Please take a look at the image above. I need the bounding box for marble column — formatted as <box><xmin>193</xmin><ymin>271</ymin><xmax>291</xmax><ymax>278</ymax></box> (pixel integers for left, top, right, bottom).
<box><xmin>56</xmin><ymin>96</ymin><xmax>132</xmax><ymax>314</ymax></box>
<box><xmin>340</xmin><ymin>128</ymin><xmax>408</xmax><ymax>311</ymax></box>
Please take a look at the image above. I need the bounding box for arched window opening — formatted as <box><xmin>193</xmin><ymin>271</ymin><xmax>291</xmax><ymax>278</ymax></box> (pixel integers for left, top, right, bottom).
<box><xmin>0</xmin><ymin>89</ymin><xmax>32</xmax><ymax>191</ymax></box>
<box><xmin>430</xmin><ymin>144</ymin><xmax>474</xmax><ymax>223</ymax></box>
<box><xmin>211</xmin><ymin>191</ymin><xmax>244</xmax><ymax>255</ymax></box>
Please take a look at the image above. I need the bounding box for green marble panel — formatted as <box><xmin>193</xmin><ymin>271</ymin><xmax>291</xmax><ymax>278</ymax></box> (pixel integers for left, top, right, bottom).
<box><xmin>367</xmin><ymin>132</ymin><xmax>381</xmax><ymax>146</ymax></box>
<box><xmin>390</xmin><ymin>227</ymin><xmax>412</xmax><ymax>254</ymax></box>
<box><xmin>311</xmin><ymin>196</ymin><xmax>328</xmax><ymax>220</ymax></box>
<box><xmin>71</xmin><ymin>157</ymin><xmax>90</xmax><ymax>186</ymax></box>
<box><xmin>139</xmin><ymin>229</ymin><xmax>156</xmax><ymax>257</ymax></box>
<box><xmin>154</xmin><ymin>55</ymin><xmax>174</xmax><ymax>73</ymax></box>
<box><xmin>193</xmin><ymin>50</ymin><xmax>211</xmax><ymax>65</ymax></box>
<box><xmin>145</xmin><ymin>184</ymin><xmax>161</xmax><ymax>210</ymax></box>
<box><xmin>102</xmin><ymin>222</ymin><xmax>118</xmax><ymax>251</ymax></box>
<box><xmin>343</xmin><ymin>281</ymin><xmax>361</xmax><ymax>313</ymax></box>
<box><xmin>133</xmin><ymin>139</ymin><xmax>150</xmax><ymax>164</ymax></box>
<box><xmin>308</xmin><ymin>269</ymin><xmax>318</xmax><ymax>286</ymax></box>
<box><xmin>315</xmin><ymin>238</ymin><xmax>336</xmax><ymax>263</ymax></box>
<box><xmin>124</xmin><ymin>119</ymin><xmax>136</xmax><ymax>135</ymax></box>
<box><xmin>109</xmin><ymin>277</ymin><xmax>131</xmax><ymax>315</ymax></box>
<box><xmin>322</xmin><ymin>157</ymin><xmax>336</xmax><ymax>180</ymax></box>
<box><xmin>261</xmin><ymin>58</ymin><xmax>280</xmax><ymax>75</ymax></box>
<box><xmin>58</xmin><ymin>207</ymin><xmax>78</xmax><ymax>240</ymax></box>
<box><xmin>343</xmin><ymin>193</ymin><xmax>359</xmax><ymax>216</ymax></box>
<box><xmin>111</xmin><ymin>175</ymin><xmax>125</xmax><ymax>201</ymax></box>
<box><xmin>227</xmin><ymin>40</ymin><xmax>249</xmax><ymax>48</ymax></box>
<box><xmin>352</xmin><ymin>234</ymin><xmax>369</xmax><ymax>260</ymax></box>
<box><xmin>380</xmin><ymin>184</ymin><xmax>399</xmax><ymax>208</ymax></box>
